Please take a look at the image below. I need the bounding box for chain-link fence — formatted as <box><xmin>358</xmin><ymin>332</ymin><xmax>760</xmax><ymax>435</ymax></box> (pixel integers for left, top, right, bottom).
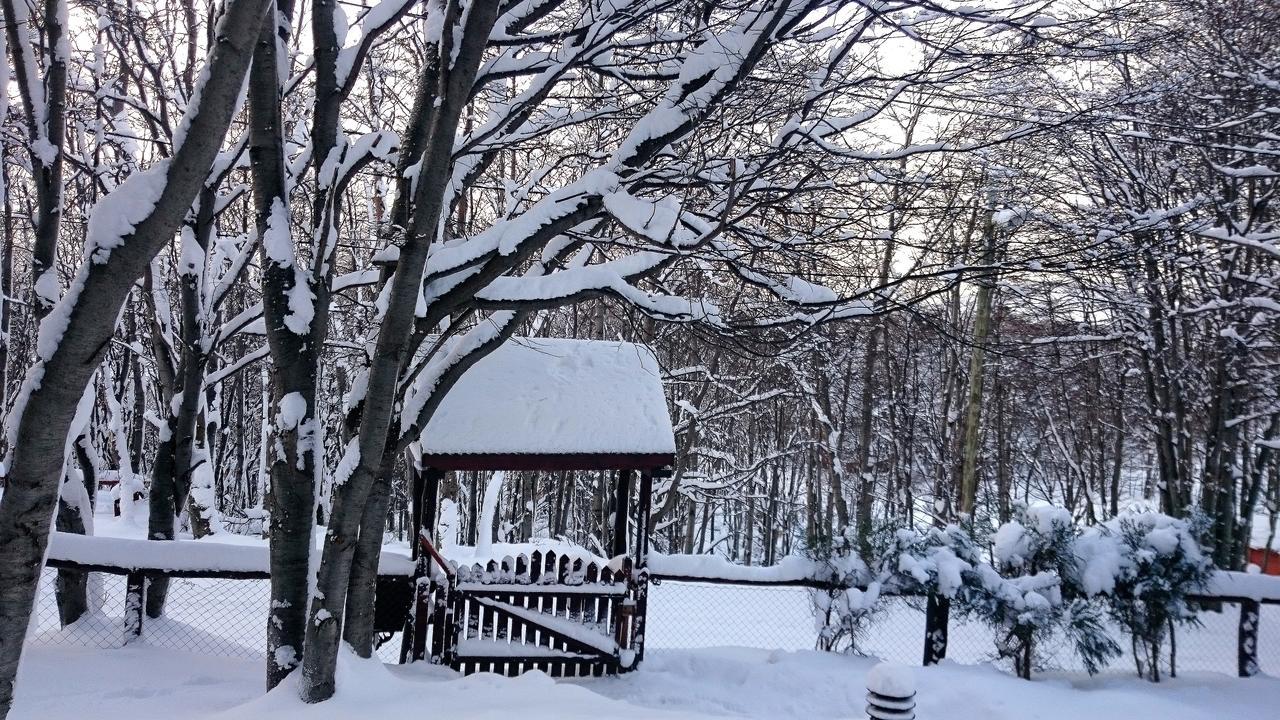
<box><xmin>29</xmin><ymin>567</ymin><xmax>402</xmax><ymax>663</ymax></box>
<box><xmin>645</xmin><ymin>578</ymin><xmax>1280</xmax><ymax>677</ymax></box>
<box><xmin>28</xmin><ymin>568</ymin><xmax>1278</xmax><ymax>679</ymax></box>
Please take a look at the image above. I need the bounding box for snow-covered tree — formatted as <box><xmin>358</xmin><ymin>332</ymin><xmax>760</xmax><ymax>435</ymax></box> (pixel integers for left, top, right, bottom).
<box><xmin>964</xmin><ymin>504</ymin><xmax>1120</xmax><ymax>678</ymax></box>
<box><xmin>1076</xmin><ymin>510</ymin><xmax>1213</xmax><ymax>681</ymax></box>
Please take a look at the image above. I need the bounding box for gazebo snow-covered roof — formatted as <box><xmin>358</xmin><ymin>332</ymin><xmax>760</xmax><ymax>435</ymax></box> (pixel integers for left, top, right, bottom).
<box><xmin>418</xmin><ymin>337</ymin><xmax>676</xmax><ymax>471</ymax></box>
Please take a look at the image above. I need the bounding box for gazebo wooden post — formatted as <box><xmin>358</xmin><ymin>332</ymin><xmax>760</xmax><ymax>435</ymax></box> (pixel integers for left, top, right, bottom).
<box><xmin>634</xmin><ymin>470</ymin><xmax>653</xmax><ymax>565</ymax></box>
<box><xmin>422</xmin><ymin>467</ymin><xmax>443</xmax><ymax>546</ymax></box>
<box><xmin>407</xmin><ymin>465</ymin><xmax>444</xmax><ymax>662</ymax></box>
<box><xmin>629</xmin><ymin>467</ymin><xmax>664</xmax><ymax>667</ymax></box>
<box><xmin>611</xmin><ymin>469</ymin><xmax>634</xmax><ymax>558</ymax></box>
<box><xmin>409</xmin><ymin>463</ymin><xmax>423</xmax><ymax>560</ymax></box>
<box><xmin>409</xmin><ymin>464</ymin><xmax>445</xmax><ymax>558</ymax></box>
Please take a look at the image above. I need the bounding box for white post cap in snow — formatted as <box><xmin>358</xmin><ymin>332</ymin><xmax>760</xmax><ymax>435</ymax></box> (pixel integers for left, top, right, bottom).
<box><xmin>867</xmin><ymin>662</ymin><xmax>916</xmax><ymax>698</ymax></box>
<box><xmin>866</xmin><ymin>663</ymin><xmax>917</xmax><ymax>720</ymax></box>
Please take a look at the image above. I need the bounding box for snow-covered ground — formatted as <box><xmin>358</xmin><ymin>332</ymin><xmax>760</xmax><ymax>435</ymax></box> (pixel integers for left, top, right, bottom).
<box><xmin>12</xmin><ymin>644</ymin><xmax>1279</xmax><ymax>720</ymax></box>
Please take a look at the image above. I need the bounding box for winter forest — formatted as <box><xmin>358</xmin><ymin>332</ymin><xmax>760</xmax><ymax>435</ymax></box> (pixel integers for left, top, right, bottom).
<box><xmin>0</xmin><ymin>0</ymin><xmax>1278</xmax><ymax>718</ymax></box>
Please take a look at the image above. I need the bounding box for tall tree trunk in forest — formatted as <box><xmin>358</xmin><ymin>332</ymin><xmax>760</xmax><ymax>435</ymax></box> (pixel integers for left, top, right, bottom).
<box><xmin>854</xmin><ymin>243</ymin><xmax>892</xmax><ymax>551</ymax></box>
<box><xmin>765</xmin><ymin>464</ymin><xmax>780</xmax><ymax>565</ymax></box>
<box><xmin>0</xmin><ymin>167</ymin><xmax>9</xmax><ymax>429</ymax></box>
<box><xmin>299</xmin><ymin>1</ymin><xmax>504</xmax><ymax>701</ymax></box>
<box><xmin>343</xmin><ymin>449</ymin><xmax>397</xmax><ymax>656</ymax></box>
<box><xmin>1138</xmin><ymin>249</ymin><xmax>1188</xmax><ymax>515</ymax></box>
<box><xmin>0</xmin><ymin>2</ymin><xmax>270</xmax><ymax>714</ymax></box>
<box><xmin>52</xmin><ymin>473</ymin><xmax>89</xmax><ymax>626</ymax></box>
<box><xmin>1110</xmin><ymin>368</ymin><xmax>1126</xmax><ymax>518</ymax></box>
<box><xmin>1</xmin><ymin>0</ymin><xmax>67</xmax><ymax>318</ymax></box>
<box><xmin>1202</xmin><ymin>333</ymin><xmax>1245</xmax><ymax>566</ymax></box>
<box><xmin>146</xmin><ymin>202</ymin><xmax>216</xmax><ymax>614</ymax></box>
<box><xmin>683</xmin><ymin>501</ymin><xmax>696</xmax><ymax>555</ymax></box>
<box><xmin>246</xmin><ymin>0</ymin><xmax>327</xmax><ymax>690</ymax></box>
<box><xmin>957</xmin><ymin>198</ymin><xmax>999</xmax><ymax>520</ymax></box>
<box><xmin>56</xmin><ymin>436</ymin><xmax>99</xmax><ymax>625</ymax></box>
<box><xmin>994</xmin><ymin>377</ymin><xmax>1012</xmax><ymax>524</ymax></box>
<box><xmin>855</xmin><ymin>116</ymin><xmax>917</xmax><ymax>548</ymax></box>
<box><xmin>1237</xmin><ymin>415</ymin><xmax>1280</xmax><ymax>570</ymax></box>
<box><xmin>933</xmin><ymin>207</ymin><xmax>973</xmax><ymax>525</ymax></box>
<box><xmin>128</xmin><ymin>309</ymin><xmax>146</xmax><ymax>473</ymax></box>
<box><xmin>654</xmin><ymin>350</ymin><xmax>720</xmax><ymax>527</ymax></box>
<box><xmin>3</xmin><ymin>0</ymin><xmax>84</xmax><ymax>626</ymax></box>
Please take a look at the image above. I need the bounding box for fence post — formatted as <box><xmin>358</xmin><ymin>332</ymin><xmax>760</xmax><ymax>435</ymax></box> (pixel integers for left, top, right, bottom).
<box><xmin>1238</xmin><ymin>599</ymin><xmax>1260</xmax><ymax>677</ymax></box>
<box><xmin>922</xmin><ymin>593</ymin><xmax>949</xmax><ymax>666</ymax></box>
<box><xmin>123</xmin><ymin>572</ymin><xmax>145</xmax><ymax>644</ymax></box>
<box><xmin>632</xmin><ymin>469</ymin><xmax>656</xmax><ymax>666</ymax></box>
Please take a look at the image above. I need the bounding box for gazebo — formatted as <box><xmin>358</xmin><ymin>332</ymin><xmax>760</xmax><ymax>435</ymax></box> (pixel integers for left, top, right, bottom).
<box><xmin>402</xmin><ymin>337</ymin><xmax>675</xmax><ymax>675</ymax></box>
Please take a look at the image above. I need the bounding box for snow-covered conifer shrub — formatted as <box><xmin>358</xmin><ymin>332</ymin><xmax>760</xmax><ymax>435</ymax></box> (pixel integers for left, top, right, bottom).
<box><xmin>1076</xmin><ymin>511</ymin><xmax>1213</xmax><ymax>681</ymax></box>
<box><xmin>961</xmin><ymin>503</ymin><xmax>1120</xmax><ymax>678</ymax></box>
<box><xmin>876</xmin><ymin>523</ymin><xmax>981</xmax><ymax>599</ymax></box>
<box><xmin>810</xmin><ymin>528</ymin><xmax>879</xmax><ymax>654</ymax></box>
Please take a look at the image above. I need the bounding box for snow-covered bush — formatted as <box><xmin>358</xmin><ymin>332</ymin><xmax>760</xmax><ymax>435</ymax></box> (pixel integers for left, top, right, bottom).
<box><xmin>108</xmin><ymin>471</ymin><xmax>147</xmax><ymax>525</ymax></box>
<box><xmin>992</xmin><ymin>504</ymin><xmax>1077</xmax><ymax>578</ymax></box>
<box><xmin>1075</xmin><ymin>511</ymin><xmax>1213</xmax><ymax>681</ymax></box>
<box><xmin>876</xmin><ymin>523</ymin><xmax>981</xmax><ymax>599</ymax></box>
<box><xmin>810</xmin><ymin>528</ymin><xmax>879</xmax><ymax>654</ymax></box>
<box><xmin>962</xmin><ymin>503</ymin><xmax>1120</xmax><ymax>678</ymax></box>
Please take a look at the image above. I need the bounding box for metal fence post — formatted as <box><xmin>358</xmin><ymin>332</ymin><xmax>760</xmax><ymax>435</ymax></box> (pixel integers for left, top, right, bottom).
<box><xmin>922</xmin><ymin>593</ymin><xmax>949</xmax><ymax>665</ymax></box>
<box><xmin>123</xmin><ymin>572</ymin><xmax>145</xmax><ymax>644</ymax></box>
<box><xmin>1238</xmin><ymin>599</ymin><xmax>1260</xmax><ymax>677</ymax></box>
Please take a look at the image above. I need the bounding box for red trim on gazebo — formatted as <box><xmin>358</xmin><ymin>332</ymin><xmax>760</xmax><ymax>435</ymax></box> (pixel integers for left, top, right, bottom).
<box><xmin>419</xmin><ymin>452</ymin><xmax>675</xmax><ymax>472</ymax></box>
<box><xmin>1249</xmin><ymin>547</ymin><xmax>1280</xmax><ymax>576</ymax></box>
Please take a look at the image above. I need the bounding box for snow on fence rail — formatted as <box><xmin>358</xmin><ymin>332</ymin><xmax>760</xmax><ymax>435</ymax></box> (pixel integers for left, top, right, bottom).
<box><xmin>650</xmin><ymin>550</ymin><xmax>1280</xmax><ymax>602</ymax></box>
<box><xmin>647</xmin><ymin>552</ymin><xmax>838</xmax><ymax>587</ymax></box>
<box><xmin>45</xmin><ymin>532</ymin><xmax>415</xmax><ymax>577</ymax></box>
<box><xmin>1202</xmin><ymin>571</ymin><xmax>1280</xmax><ymax>603</ymax></box>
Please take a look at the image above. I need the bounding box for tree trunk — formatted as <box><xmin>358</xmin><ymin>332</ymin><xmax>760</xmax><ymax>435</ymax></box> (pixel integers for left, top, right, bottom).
<box><xmin>245</xmin><ymin>0</ymin><xmax>324</xmax><ymax>689</ymax></box>
<box><xmin>298</xmin><ymin>2</ymin><xmax>505</xmax><ymax>701</ymax></box>
<box><xmin>0</xmin><ymin>3</ymin><xmax>269</xmax><ymax>713</ymax></box>
<box><xmin>146</xmin><ymin>322</ymin><xmax>204</xmax><ymax>617</ymax></box>
<box><xmin>957</xmin><ymin>199</ymin><xmax>999</xmax><ymax>519</ymax></box>
<box><xmin>53</xmin><ymin>477</ymin><xmax>89</xmax><ymax>627</ymax></box>
<box><xmin>342</xmin><ymin>449</ymin><xmax>397</xmax><ymax>657</ymax></box>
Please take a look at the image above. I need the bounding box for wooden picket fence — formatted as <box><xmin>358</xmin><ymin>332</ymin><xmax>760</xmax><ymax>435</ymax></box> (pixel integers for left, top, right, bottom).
<box><xmin>409</xmin><ymin>550</ymin><xmax>645</xmax><ymax>677</ymax></box>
